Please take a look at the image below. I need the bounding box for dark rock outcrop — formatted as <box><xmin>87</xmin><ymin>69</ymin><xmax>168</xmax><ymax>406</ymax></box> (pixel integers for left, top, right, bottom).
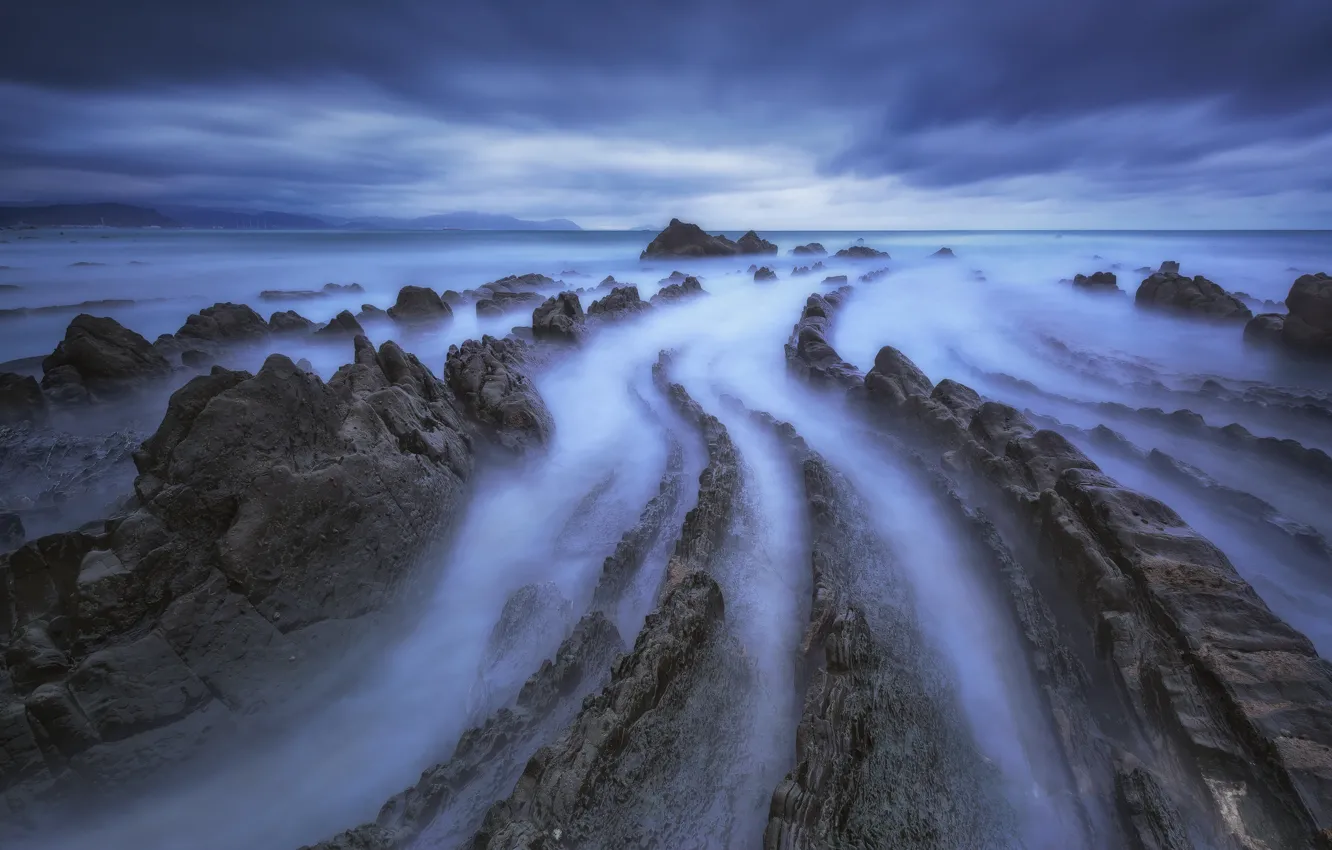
<box><xmin>821</xmin><ymin>274</ymin><xmax>848</xmax><ymax>285</ymax></box>
<box><xmin>931</xmin><ymin>247</ymin><xmax>956</xmax><ymax>258</ymax></box>
<box><xmin>736</xmin><ymin>230</ymin><xmax>778</xmax><ymax>255</ymax></box>
<box><xmin>0</xmin><ymin>373</ymin><xmax>45</xmax><ymax>424</ymax></box>
<box><xmin>475</xmin><ymin>291</ymin><xmax>543</xmax><ymax>318</ymax></box>
<box><xmin>791</xmin><ymin>265</ymin><xmax>812</xmax><ymax>276</ymax></box>
<box><xmin>180</xmin><ymin>349</ymin><xmax>213</xmax><ymax>369</ymax></box>
<box><xmin>386</xmin><ymin>286</ymin><xmax>452</xmax><ymax>324</ymax></box>
<box><xmin>784</xmin><ymin>287</ymin><xmax>863</xmax><ymax>390</ymax></box>
<box><xmin>0</xmin><ymin>339</ymin><xmax>477</xmax><ymax>803</ymax></box>
<box><xmin>834</xmin><ymin>245</ymin><xmax>890</xmax><ymax>259</ymax></box>
<box><xmin>357</xmin><ymin>304</ymin><xmax>387</xmax><ymax>321</ymax></box>
<box><xmin>441</xmin><ymin>290</ymin><xmax>464</xmax><ymax>307</ymax></box>
<box><xmin>753</xmin><ymin>266</ymin><xmax>778</xmax><ymax>282</ymax></box>
<box><xmin>315</xmin><ymin>310</ymin><xmax>365</xmax><ymax>338</ymax></box>
<box><xmin>1134</xmin><ymin>263</ymin><xmax>1251</xmax><ymax>320</ymax></box>
<box><xmin>791</xmin><ymin>243</ymin><xmax>826</xmax><ymax>256</ymax></box>
<box><xmin>41</xmin><ymin>315</ymin><xmax>171</xmax><ymax>399</ymax></box>
<box><xmin>1244</xmin><ymin>313</ymin><xmax>1286</xmax><ymax>345</ymax></box>
<box><xmin>176</xmin><ymin>302</ymin><xmax>270</xmax><ymax>345</ymax></box>
<box><xmin>485</xmin><ymin>273</ymin><xmax>555</xmax><ymax>292</ymax></box>
<box><xmin>650</xmin><ymin>275</ymin><xmax>705</xmax><ymax>305</ymax></box>
<box><xmin>268</xmin><ymin>310</ymin><xmax>315</xmax><ymax>334</ymax></box>
<box><xmin>639</xmin><ymin>219</ymin><xmax>740</xmax><ymax>259</ymax></box>
<box><xmin>859</xmin><ymin>268</ymin><xmax>890</xmax><ymax>283</ymax></box>
<box><xmin>1282</xmin><ymin>272</ymin><xmax>1332</xmax><ymax>354</ymax></box>
<box><xmin>531</xmin><ymin>292</ymin><xmax>585</xmax><ymax>343</ymax></box>
<box><xmin>443</xmin><ymin>336</ymin><xmax>553</xmax><ymax>453</ymax></box>
<box><xmin>1071</xmin><ymin>271</ymin><xmax>1120</xmax><ymax>292</ymax></box>
<box><xmin>587</xmin><ymin>285</ymin><xmax>650</xmax><ymax>320</ymax></box>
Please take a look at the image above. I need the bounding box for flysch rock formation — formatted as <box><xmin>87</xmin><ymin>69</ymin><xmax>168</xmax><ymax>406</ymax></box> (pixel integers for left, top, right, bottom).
<box><xmin>782</xmin><ymin>287</ymin><xmax>1332</xmax><ymax>850</ymax></box>
<box><xmin>0</xmin><ymin>332</ymin><xmax>556</xmax><ymax>825</ymax></box>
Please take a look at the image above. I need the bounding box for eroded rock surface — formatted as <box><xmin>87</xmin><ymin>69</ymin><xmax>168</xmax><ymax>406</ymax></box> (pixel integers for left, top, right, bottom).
<box><xmin>587</xmin><ymin>285</ymin><xmax>650</xmax><ymax>321</ymax></box>
<box><xmin>1283</xmin><ymin>272</ymin><xmax>1332</xmax><ymax>355</ymax></box>
<box><xmin>40</xmin><ymin>315</ymin><xmax>170</xmax><ymax>400</ymax></box>
<box><xmin>444</xmin><ymin>336</ymin><xmax>553</xmax><ymax>453</ymax></box>
<box><xmin>1135</xmin><ymin>263</ymin><xmax>1251</xmax><ymax>320</ymax></box>
<box><xmin>531</xmin><ymin>292</ymin><xmax>584</xmax><ymax>343</ymax></box>
<box><xmin>387</xmin><ymin>286</ymin><xmax>452</xmax><ymax>324</ymax></box>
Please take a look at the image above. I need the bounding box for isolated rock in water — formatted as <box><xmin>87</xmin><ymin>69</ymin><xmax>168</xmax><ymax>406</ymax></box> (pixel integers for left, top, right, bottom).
<box><xmin>444</xmin><ymin>336</ymin><xmax>552</xmax><ymax>453</ymax></box>
<box><xmin>860</xmin><ymin>267</ymin><xmax>890</xmax><ymax>282</ymax></box>
<box><xmin>736</xmin><ymin>230</ymin><xmax>778</xmax><ymax>255</ymax></box>
<box><xmin>475</xmin><ymin>291</ymin><xmax>543</xmax><ymax>318</ymax></box>
<box><xmin>754</xmin><ymin>266</ymin><xmax>778</xmax><ymax>282</ymax></box>
<box><xmin>532</xmin><ymin>292</ymin><xmax>585</xmax><ymax>342</ymax></box>
<box><xmin>259</xmin><ymin>289</ymin><xmax>326</xmax><ymax>301</ymax></box>
<box><xmin>268</xmin><ymin>310</ymin><xmax>316</xmax><ymax>334</ymax></box>
<box><xmin>42</xmin><ymin>314</ymin><xmax>171</xmax><ymax>396</ymax></box>
<box><xmin>486</xmin><ymin>273</ymin><xmax>555</xmax><ymax>292</ymax></box>
<box><xmin>1158</xmin><ymin>260</ymin><xmax>1180</xmax><ymax>274</ymax></box>
<box><xmin>1282</xmin><ymin>272</ymin><xmax>1332</xmax><ymax>354</ymax></box>
<box><xmin>792</xmin><ymin>242</ymin><xmax>826</xmax><ymax>256</ymax></box>
<box><xmin>639</xmin><ymin>218</ymin><xmax>740</xmax><ymax>259</ymax></box>
<box><xmin>791</xmin><ymin>265</ymin><xmax>812</xmax><ymax>276</ymax></box>
<box><xmin>822</xmin><ymin>274</ymin><xmax>848</xmax><ymax>285</ymax></box>
<box><xmin>323</xmin><ymin>282</ymin><xmax>364</xmax><ymax>294</ymax></box>
<box><xmin>588</xmin><ymin>285</ymin><xmax>650</xmax><ymax>319</ymax></box>
<box><xmin>931</xmin><ymin>247</ymin><xmax>956</xmax><ymax>258</ymax></box>
<box><xmin>315</xmin><ymin>310</ymin><xmax>366</xmax><ymax>338</ymax></box>
<box><xmin>812</xmin><ymin>260</ymin><xmax>825</xmax><ymax>271</ymax></box>
<box><xmin>834</xmin><ymin>245</ymin><xmax>890</xmax><ymax>259</ymax></box>
<box><xmin>659</xmin><ymin>271</ymin><xmax>688</xmax><ymax>285</ymax></box>
<box><xmin>0</xmin><ymin>511</ymin><xmax>22</xmax><ymax>550</ymax></box>
<box><xmin>1072</xmin><ymin>271</ymin><xmax>1120</xmax><ymax>291</ymax></box>
<box><xmin>177</xmin><ymin>302</ymin><xmax>270</xmax><ymax>345</ymax></box>
<box><xmin>387</xmin><ymin>285</ymin><xmax>452</xmax><ymax>324</ymax></box>
<box><xmin>747</xmin><ymin>264</ymin><xmax>758</xmax><ymax>274</ymax></box>
<box><xmin>180</xmin><ymin>349</ymin><xmax>214</xmax><ymax>369</ymax></box>
<box><xmin>1244</xmin><ymin>313</ymin><xmax>1286</xmax><ymax>346</ymax></box>
<box><xmin>1134</xmin><ymin>265</ymin><xmax>1252</xmax><ymax>320</ymax></box>
<box><xmin>650</xmin><ymin>275</ymin><xmax>706</xmax><ymax>304</ymax></box>
<box><xmin>0</xmin><ymin>342</ymin><xmax>474</xmax><ymax>794</ymax></box>
<box><xmin>356</xmin><ymin>304</ymin><xmax>387</xmax><ymax>321</ymax></box>
<box><xmin>0</xmin><ymin>372</ymin><xmax>45</xmax><ymax>423</ymax></box>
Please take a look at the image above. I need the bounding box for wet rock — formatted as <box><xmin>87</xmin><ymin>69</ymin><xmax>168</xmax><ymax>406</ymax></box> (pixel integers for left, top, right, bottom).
<box><xmin>834</xmin><ymin>245</ymin><xmax>890</xmax><ymax>259</ymax></box>
<box><xmin>1282</xmin><ymin>272</ymin><xmax>1332</xmax><ymax>354</ymax></box>
<box><xmin>784</xmin><ymin>288</ymin><xmax>864</xmax><ymax>390</ymax></box>
<box><xmin>314</xmin><ymin>310</ymin><xmax>365</xmax><ymax>338</ymax></box>
<box><xmin>736</xmin><ymin>230</ymin><xmax>778</xmax><ymax>255</ymax></box>
<box><xmin>1134</xmin><ymin>264</ymin><xmax>1251</xmax><ymax>320</ymax></box>
<box><xmin>386</xmin><ymin>286</ymin><xmax>452</xmax><ymax>324</ymax></box>
<box><xmin>753</xmin><ymin>266</ymin><xmax>778</xmax><ymax>282</ymax></box>
<box><xmin>1244</xmin><ymin>313</ymin><xmax>1286</xmax><ymax>345</ymax></box>
<box><xmin>268</xmin><ymin>310</ymin><xmax>315</xmax><ymax>334</ymax></box>
<box><xmin>1072</xmin><ymin>271</ymin><xmax>1120</xmax><ymax>292</ymax></box>
<box><xmin>591</xmin><ymin>438</ymin><xmax>684</xmax><ymax>610</ymax></box>
<box><xmin>639</xmin><ymin>218</ymin><xmax>741</xmax><ymax>259</ymax></box>
<box><xmin>41</xmin><ymin>314</ymin><xmax>171</xmax><ymax>398</ymax></box>
<box><xmin>485</xmin><ymin>582</ymin><xmax>575</xmax><ymax>670</ymax></box>
<box><xmin>176</xmin><ymin>302</ymin><xmax>271</xmax><ymax>345</ymax></box>
<box><xmin>587</xmin><ymin>285</ymin><xmax>650</xmax><ymax>320</ymax></box>
<box><xmin>0</xmin><ymin>373</ymin><xmax>45</xmax><ymax>424</ymax></box>
<box><xmin>791</xmin><ymin>242</ymin><xmax>826</xmax><ymax>256</ymax></box>
<box><xmin>180</xmin><ymin>349</ymin><xmax>213</xmax><ymax>370</ymax></box>
<box><xmin>650</xmin><ymin>275</ymin><xmax>706</xmax><ymax>305</ymax></box>
<box><xmin>931</xmin><ymin>247</ymin><xmax>956</xmax><ymax>258</ymax></box>
<box><xmin>1113</xmin><ymin>759</ymin><xmax>1191</xmax><ymax>850</ymax></box>
<box><xmin>474</xmin><ymin>291</ymin><xmax>543</xmax><ymax>318</ymax></box>
<box><xmin>864</xmin><ymin>345</ymin><xmax>934</xmax><ymax>411</ymax></box>
<box><xmin>444</xmin><ymin>336</ymin><xmax>553</xmax><ymax>453</ymax></box>
<box><xmin>531</xmin><ymin>292</ymin><xmax>585</xmax><ymax>343</ymax></box>
<box><xmin>0</xmin><ymin>511</ymin><xmax>23</xmax><ymax>550</ymax></box>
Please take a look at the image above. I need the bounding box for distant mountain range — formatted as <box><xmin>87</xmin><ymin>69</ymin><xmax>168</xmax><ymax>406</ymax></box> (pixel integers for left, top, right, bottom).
<box><xmin>0</xmin><ymin>202</ymin><xmax>582</xmax><ymax>231</ymax></box>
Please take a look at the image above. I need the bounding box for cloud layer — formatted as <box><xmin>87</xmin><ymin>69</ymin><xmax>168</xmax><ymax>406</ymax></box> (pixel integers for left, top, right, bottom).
<box><xmin>4</xmin><ymin>1</ymin><xmax>1331</xmax><ymax>227</ymax></box>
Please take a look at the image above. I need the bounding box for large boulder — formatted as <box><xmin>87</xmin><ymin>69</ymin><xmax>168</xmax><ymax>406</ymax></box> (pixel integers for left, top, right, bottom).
<box><xmin>792</xmin><ymin>243</ymin><xmax>826</xmax><ymax>256</ymax></box>
<box><xmin>41</xmin><ymin>315</ymin><xmax>171</xmax><ymax>398</ymax></box>
<box><xmin>1282</xmin><ymin>272</ymin><xmax>1332</xmax><ymax>354</ymax></box>
<box><xmin>314</xmin><ymin>310</ymin><xmax>365</xmax><ymax>338</ymax></box>
<box><xmin>588</xmin><ymin>285</ymin><xmax>650</xmax><ymax>320</ymax></box>
<box><xmin>639</xmin><ymin>219</ymin><xmax>740</xmax><ymax>259</ymax></box>
<box><xmin>268</xmin><ymin>310</ymin><xmax>315</xmax><ymax>334</ymax></box>
<box><xmin>176</xmin><ymin>303</ymin><xmax>270</xmax><ymax>344</ymax></box>
<box><xmin>532</xmin><ymin>292</ymin><xmax>585</xmax><ymax>343</ymax></box>
<box><xmin>386</xmin><ymin>286</ymin><xmax>452</xmax><ymax>324</ymax></box>
<box><xmin>485</xmin><ymin>273</ymin><xmax>555</xmax><ymax>292</ymax></box>
<box><xmin>0</xmin><ymin>372</ymin><xmax>45</xmax><ymax>424</ymax></box>
<box><xmin>444</xmin><ymin>336</ymin><xmax>553</xmax><ymax>453</ymax></box>
<box><xmin>1244</xmin><ymin>313</ymin><xmax>1286</xmax><ymax>346</ymax></box>
<box><xmin>0</xmin><ymin>339</ymin><xmax>477</xmax><ymax>798</ymax></box>
<box><xmin>736</xmin><ymin>230</ymin><xmax>778</xmax><ymax>255</ymax></box>
<box><xmin>1134</xmin><ymin>263</ymin><xmax>1251</xmax><ymax>320</ymax></box>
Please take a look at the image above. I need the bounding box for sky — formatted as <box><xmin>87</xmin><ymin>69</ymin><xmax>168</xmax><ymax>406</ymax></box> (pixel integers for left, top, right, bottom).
<box><xmin>3</xmin><ymin>0</ymin><xmax>1332</xmax><ymax>229</ymax></box>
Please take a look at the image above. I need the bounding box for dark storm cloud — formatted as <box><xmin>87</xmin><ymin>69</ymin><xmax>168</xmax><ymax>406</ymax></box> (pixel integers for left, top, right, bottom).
<box><xmin>3</xmin><ymin>0</ymin><xmax>1332</xmax><ymax>216</ymax></box>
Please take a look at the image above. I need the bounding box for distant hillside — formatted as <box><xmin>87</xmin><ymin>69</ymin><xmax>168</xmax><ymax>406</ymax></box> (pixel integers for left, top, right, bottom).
<box><xmin>342</xmin><ymin>212</ymin><xmax>582</xmax><ymax>231</ymax></box>
<box><xmin>157</xmin><ymin>205</ymin><xmax>331</xmax><ymax>229</ymax></box>
<box><xmin>0</xmin><ymin>203</ymin><xmax>178</xmax><ymax>228</ymax></box>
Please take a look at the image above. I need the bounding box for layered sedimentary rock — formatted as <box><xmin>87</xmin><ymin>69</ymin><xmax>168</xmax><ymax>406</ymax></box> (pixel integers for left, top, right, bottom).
<box><xmin>1135</xmin><ymin>262</ymin><xmax>1251</xmax><ymax>320</ymax></box>
<box><xmin>783</xmin><ymin>287</ymin><xmax>863</xmax><ymax>390</ymax></box>
<box><xmin>443</xmin><ymin>336</ymin><xmax>553</xmax><ymax>453</ymax></box>
<box><xmin>1</xmin><ymin>336</ymin><xmax>486</xmax><ymax>811</ymax></box>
